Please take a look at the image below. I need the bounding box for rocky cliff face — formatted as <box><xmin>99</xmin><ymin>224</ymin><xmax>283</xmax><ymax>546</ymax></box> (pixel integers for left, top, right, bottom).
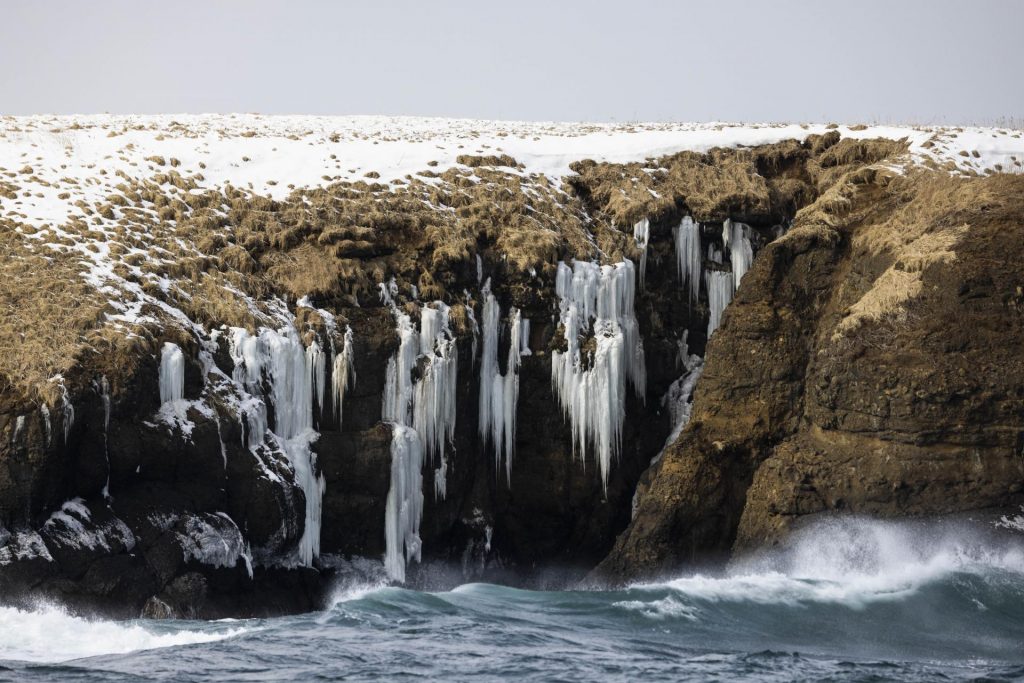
<box><xmin>597</xmin><ymin>169</ymin><xmax>1024</xmax><ymax>580</ymax></box>
<box><xmin>1</xmin><ymin>116</ymin><xmax>1022</xmax><ymax>617</ymax></box>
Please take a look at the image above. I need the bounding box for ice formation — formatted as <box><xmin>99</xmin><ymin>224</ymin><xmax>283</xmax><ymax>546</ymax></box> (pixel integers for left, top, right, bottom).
<box><xmin>412</xmin><ymin>303</ymin><xmax>458</xmax><ymax>469</ymax></box>
<box><xmin>56</xmin><ymin>378</ymin><xmax>74</xmax><ymax>444</ymax></box>
<box><xmin>227</xmin><ymin>324</ymin><xmax>325</xmax><ymax>567</ymax></box>
<box><xmin>657</xmin><ymin>332</ymin><xmax>705</xmax><ymax>464</ymax></box>
<box><xmin>159</xmin><ymin>342</ymin><xmax>185</xmax><ymax>405</ymax></box>
<box><xmin>705</xmin><ymin>270</ymin><xmax>734</xmax><ymax>338</ymax></box>
<box><xmin>673</xmin><ymin>216</ymin><xmax>702</xmax><ymax>304</ymax></box>
<box><xmin>331</xmin><ymin>326</ymin><xmax>355</xmax><ymax>428</ymax></box>
<box><xmin>551</xmin><ymin>260</ymin><xmax>646</xmax><ymax>493</ymax></box>
<box><xmin>380</xmin><ymin>294</ymin><xmax>460</xmax><ymax>580</ymax></box>
<box><xmin>39</xmin><ymin>404</ymin><xmax>51</xmax><ymax>446</ymax></box>
<box><xmin>633</xmin><ymin>218</ymin><xmax>650</xmax><ymax>288</ymax></box>
<box><xmin>708</xmin><ymin>243</ymin><xmax>723</xmax><ymax>264</ymax></box>
<box><xmin>723</xmin><ymin>218</ymin><xmax>755</xmax><ymax>291</ymax></box>
<box><xmin>384</xmin><ymin>424</ymin><xmax>423</xmax><ymax>583</ymax></box>
<box><xmin>477</xmin><ymin>280</ymin><xmax>525</xmax><ymax>484</ymax></box>
<box><xmin>97</xmin><ymin>376</ymin><xmax>111</xmax><ymax>499</ymax></box>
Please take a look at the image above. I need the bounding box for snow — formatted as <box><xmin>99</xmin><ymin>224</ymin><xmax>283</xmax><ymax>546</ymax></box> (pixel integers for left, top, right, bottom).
<box><xmin>551</xmin><ymin>260</ymin><xmax>646</xmax><ymax>494</ymax></box>
<box><xmin>3</xmin><ymin>115</ymin><xmax>1020</xmax><ymax>235</ymax></box>
<box><xmin>43</xmin><ymin>498</ymin><xmax>135</xmax><ymax>552</ymax></box>
<box><xmin>0</xmin><ymin>530</ymin><xmax>53</xmax><ymax>565</ymax></box>
<box><xmin>177</xmin><ymin>512</ymin><xmax>253</xmax><ymax>578</ymax></box>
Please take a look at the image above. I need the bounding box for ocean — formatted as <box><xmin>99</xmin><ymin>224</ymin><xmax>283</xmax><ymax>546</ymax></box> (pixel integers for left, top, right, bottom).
<box><xmin>1</xmin><ymin>517</ymin><xmax>1022</xmax><ymax>682</ymax></box>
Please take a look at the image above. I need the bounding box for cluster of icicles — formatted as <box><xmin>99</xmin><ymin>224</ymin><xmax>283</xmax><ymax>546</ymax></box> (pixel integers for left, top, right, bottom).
<box><xmin>379</xmin><ymin>279</ymin><xmax>459</xmax><ymax>583</ymax></box>
<box><xmin>228</xmin><ymin>322</ymin><xmax>354</xmax><ymax>568</ymax></box>
<box><xmin>551</xmin><ymin>259</ymin><xmax>647</xmax><ymax>494</ymax></box>
<box><xmin>142</xmin><ymin>213</ymin><xmax>759</xmax><ymax>584</ymax></box>
<box><xmin>670</xmin><ymin>216</ymin><xmax>755</xmax><ymax>338</ymax></box>
<box><xmin>157</xmin><ymin>317</ymin><xmax>355</xmax><ymax>569</ymax></box>
<box><xmin>379</xmin><ymin>275</ymin><xmax>529</xmax><ymax>582</ymax></box>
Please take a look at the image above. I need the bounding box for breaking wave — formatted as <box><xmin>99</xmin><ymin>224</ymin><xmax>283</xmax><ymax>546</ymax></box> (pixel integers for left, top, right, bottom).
<box><xmin>0</xmin><ymin>517</ymin><xmax>1021</xmax><ymax>680</ymax></box>
<box><xmin>0</xmin><ymin>604</ymin><xmax>246</xmax><ymax>664</ymax></box>
<box><xmin>623</xmin><ymin>516</ymin><xmax>1024</xmax><ymax>612</ymax></box>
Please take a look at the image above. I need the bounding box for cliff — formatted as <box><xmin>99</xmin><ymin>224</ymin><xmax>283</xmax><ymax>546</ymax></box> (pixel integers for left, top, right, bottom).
<box><xmin>1</xmin><ymin>116</ymin><xmax>1021</xmax><ymax>616</ymax></box>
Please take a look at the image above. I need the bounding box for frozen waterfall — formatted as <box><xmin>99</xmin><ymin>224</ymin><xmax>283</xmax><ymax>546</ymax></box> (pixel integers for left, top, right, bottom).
<box><xmin>227</xmin><ymin>324</ymin><xmax>325</xmax><ymax>567</ymax></box>
<box><xmin>551</xmin><ymin>259</ymin><xmax>646</xmax><ymax>494</ymax></box>
<box><xmin>673</xmin><ymin>216</ymin><xmax>702</xmax><ymax>305</ymax></box>
<box><xmin>384</xmin><ymin>424</ymin><xmax>423</xmax><ymax>583</ymax></box>
<box><xmin>633</xmin><ymin>217</ymin><xmax>650</xmax><ymax>288</ymax></box>
<box><xmin>477</xmin><ymin>280</ymin><xmax>525</xmax><ymax>485</ymax></box>
<box><xmin>158</xmin><ymin>342</ymin><xmax>185</xmax><ymax>405</ymax></box>
<box><xmin>380</xmin><ymin>295</ymin><xmax>460</xmax><ymax>581</ymax></box>
<box><xmin>331</xmin><ymin>326</ymin><xmax>355</xmax><ymax>429</ymax></box>
<box><xmin>723</xmin><ymin>218</ymin><xmax>754</xmax><ymax>292</ymax></box>
<box><xmin>705</xmin><ymin>270</ymin><xmax>733</xmax><ymax>338</ymax></box>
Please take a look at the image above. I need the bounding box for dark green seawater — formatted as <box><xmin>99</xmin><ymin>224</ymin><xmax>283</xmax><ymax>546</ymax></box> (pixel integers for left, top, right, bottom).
<box><xmin>2</xmin><ymin>518</ymin><xmax>1023</xmax><ymax>682</ymax></box>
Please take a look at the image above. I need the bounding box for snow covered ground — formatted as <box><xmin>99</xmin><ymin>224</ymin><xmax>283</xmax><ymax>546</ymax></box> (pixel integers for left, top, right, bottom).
<box><xmin>2</xmin><ymin>115</ymin><xmax>1022</xmax><ymax>229</ymax></box>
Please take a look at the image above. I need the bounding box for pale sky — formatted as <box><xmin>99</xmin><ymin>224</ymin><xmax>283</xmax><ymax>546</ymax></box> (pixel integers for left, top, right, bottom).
<box><xmin>2</xmin><ymin>0</ymin><xmax>1021</xmax><ymax>124</ymax></box>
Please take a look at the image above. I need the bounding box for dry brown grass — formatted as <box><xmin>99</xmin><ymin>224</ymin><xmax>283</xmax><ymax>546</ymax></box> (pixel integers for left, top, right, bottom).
<box><xmin>830</xmin><ymin>172</ymin><xmax>999</xmax><ymax>340</ymax></box>
<box><xmin>0</xmin><ymin>133</ymin><xmax>921</xmax><ymax>409</ymax></box>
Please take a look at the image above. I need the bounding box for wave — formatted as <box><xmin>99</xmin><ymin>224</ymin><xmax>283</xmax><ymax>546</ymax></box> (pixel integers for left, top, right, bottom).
<box><xmin>623</xmin><ymin>516</ymin><xmax>1024</xmax><ymax>610</ymax></box>
<box><xmin>0</xmin><ymin>604</ymin><xmax>247</xmax><ymax>664</ymax></box>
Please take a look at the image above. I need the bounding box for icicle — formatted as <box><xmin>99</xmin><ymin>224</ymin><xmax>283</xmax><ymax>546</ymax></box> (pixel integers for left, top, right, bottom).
<box><xmin>57</xmin><ymin>380</ymin><xmax>74</xmax><ymax>444</ymax></box>
<box><xmin>378</xmin><ymin>277</ymin><xmax>398</xmax><ymax>307</ymax></box>
<box><xmin>12</xmin><ymin>416</ymin><xmax>25</xmax><ymax>443</ymax></box>
<box><xmin>40</xmin><ymin>404</ymin><xmax>51</xmax><ymax>447</ymax></box>
<box><xmin>434</xmin><ymin>453</ymin><xmax>448</xmax><ymax>501</ymax></box>
<box><xmin>478</xmin><ymin>281</ymin><xmax>524</xmax><ymax>484</ymax></box>
<box><xmin>478</xmin><ymin>279</ymin><xmax>499</xmax><ymax>446</ymax></box>
<box><xmin>550</xmin><ymin>259</ymin><xmax>646</xmax><ymax>494</ymax></box>
<box><xmin>726</xmin><ymin>219</ymin><xmax>754</xmax><ymax>291</ymax></box>
<box><xmin>98</xmin><ymin>375</ymin><xmax>111</xmax><ymax>499</ymax></box>
<box><xmin>384</xmin><ymin>424</ymin><xmax>423</xmax><ymax>583</ymax></box>
<box><xmin>464</xmin><ymin>290</ymin><xmax>479</xmax><ymax>366</ymax></box>
<box><xmin>332</xmin><ymin>326</ymin><xmax>355</xmax><ymax>429</ymax></box>
<box><xmin>476</xmin><ymin>254</ymin><xmax>483</xmax><ymax>284</ymax></box>
<box><xmin>412</xmin><ymin>303</ymin><xmax>458</xmax><ymax>470</ymax></box>
<box><xmin>519</xmin><ymin>317</ymin><xmax>532</xmax><ymax>357</ymax></box>
<box><xmin>632</xmin><ymin>218</ymin><xmax>650</xmax><ymax>288</ymax></box>
<box><xmin>673</xmin><ymin>216</ymin><xmax>702</xmax><ymax>305</ymax></box>
<box><xmin>306</xmin><ymin>340</ymin><xmax>326</xmax><ymax>419</ymax></box>
<box><xmin>381</xmin><ymin>312</ymin><xmax>419</xmax><ymax>426</ymax></box>
<box><xmin>708</xmin><ymin>243</ymin><xmax>723</xmax><ymax>264</ymax></box>
<box><xmin>159</xmin><ymin>343</ymin><xmax>185</xmax><ymax>405</ymax></box>
<box><xmin>705</xmin><ymin>270</ymin><xmax>733</xmax><ymax>338</ymax></box>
